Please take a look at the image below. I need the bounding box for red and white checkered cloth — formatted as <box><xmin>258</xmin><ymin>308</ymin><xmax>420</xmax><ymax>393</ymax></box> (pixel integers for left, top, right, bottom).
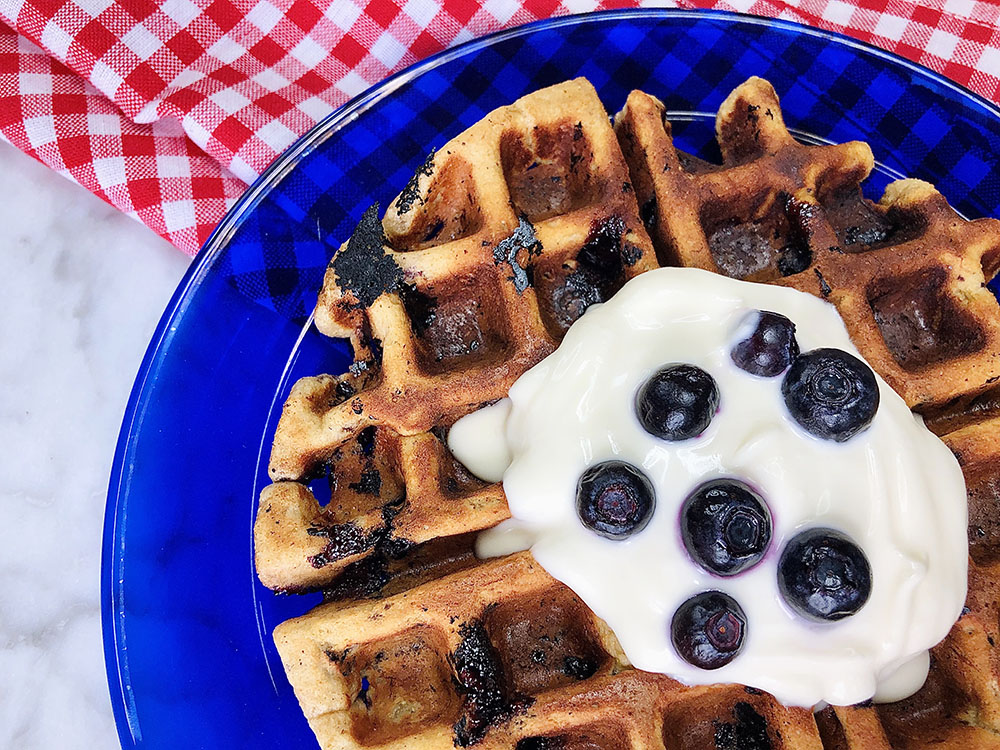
<box><xmin>0</xmin><ymin>0</ymin><xmax>998</xmax><ymax>255</ymax></box>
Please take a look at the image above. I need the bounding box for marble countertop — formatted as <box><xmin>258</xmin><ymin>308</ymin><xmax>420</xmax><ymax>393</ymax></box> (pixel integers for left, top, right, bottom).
<box><xmin>0</xmin><ymin>141</ymin><xmax>190</xmax><ymax>749</ymax></box>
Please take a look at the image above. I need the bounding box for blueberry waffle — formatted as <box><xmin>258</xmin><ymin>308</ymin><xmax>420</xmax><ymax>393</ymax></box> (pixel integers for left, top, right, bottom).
<box><xmin>256</xmin><ymin>77</ymin><xmax>1000</xmax><ymax>748</ymax></box>
<box><xmin>615</xmin><ymin>77</ymin><xmax>1000</xmax><ymax>412</ymax></box>
<box><xmin>256</xmin><ymin>78</ymin><xmax>657</xmax><ymax>591</ymax></box>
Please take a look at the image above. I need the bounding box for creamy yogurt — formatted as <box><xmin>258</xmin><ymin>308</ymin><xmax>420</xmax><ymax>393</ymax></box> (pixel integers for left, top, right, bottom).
<box><xmin>449</xmin><ymin>267</ymin><xmax>968</xmax><ymax>708</ymax></box>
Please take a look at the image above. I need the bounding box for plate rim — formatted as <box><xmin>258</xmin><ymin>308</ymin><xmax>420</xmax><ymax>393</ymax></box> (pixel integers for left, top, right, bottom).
<box><xmin>101</xmin><ymin>8</ymin><xmax>1000</xmax><ymax>748</ymax></box>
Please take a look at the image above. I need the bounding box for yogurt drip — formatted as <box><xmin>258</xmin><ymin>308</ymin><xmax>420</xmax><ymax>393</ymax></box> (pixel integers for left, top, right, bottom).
<box><xmin>449</xmin><ymin>267</ymin><xmax>968</xmax><ymax>708</ymax></box>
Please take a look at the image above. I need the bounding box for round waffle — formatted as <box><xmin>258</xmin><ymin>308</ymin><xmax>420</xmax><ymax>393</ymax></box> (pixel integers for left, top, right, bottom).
<box><xmin>255</xmin><ymin>78</ymin><xmax>1000</xmax><ymax>749</ymax></box>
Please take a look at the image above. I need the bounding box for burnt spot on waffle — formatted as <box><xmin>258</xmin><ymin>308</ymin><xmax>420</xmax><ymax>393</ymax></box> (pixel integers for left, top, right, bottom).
<box><xmin>306</xmin><ymin>521</ymin><xmax>378</xmax><ymax>568</ymax></box>
<box><xmin>396</xmin><ymin>148</ymin><xmax>436</xmax><ymax>216</ymax></box>
<box><xmin>493</xmin><ymin>215</ymin><xmax>543</xmax><ymax>294</ymax></box>
<box><xmin>331</xmin><ymin>203</ymin><xmax>404</xmax><ymax>308</ymax></box>
<box><xmin>452</xmin><ymin>620</ymin><xmax>531</xmax><ymax>746</ymax></box>
<box><xmin>713</xmin><ymin>702</ymin><xmax>773</xmax><ymax>750</ymax></box>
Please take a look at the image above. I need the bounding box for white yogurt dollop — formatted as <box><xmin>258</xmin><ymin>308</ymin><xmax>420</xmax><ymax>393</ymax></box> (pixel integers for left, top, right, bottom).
<box><xmin>450</xmin><ymin>267</ymin><xmax>967</xmax><ymax>708</ymax></box>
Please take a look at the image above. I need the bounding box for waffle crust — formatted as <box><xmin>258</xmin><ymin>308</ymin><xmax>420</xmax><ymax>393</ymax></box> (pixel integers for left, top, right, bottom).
<box><xmin>255</xmin><ymin>77</ymin><xmax>1000</xmax><ymax>748</ymax></box>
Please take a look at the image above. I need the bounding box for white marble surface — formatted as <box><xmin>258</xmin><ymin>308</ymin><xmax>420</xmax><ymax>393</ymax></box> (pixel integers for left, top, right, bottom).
<box><xmin>0</xmin><ymin>141</ymin><xmax>190</xmax><ymax>749</ymax></box>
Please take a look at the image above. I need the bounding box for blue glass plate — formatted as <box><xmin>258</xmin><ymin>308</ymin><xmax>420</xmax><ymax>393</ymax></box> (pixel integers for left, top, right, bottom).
<box><xmin>103</xmin><ymin>9</ymin><xmax>1000</xmax><ymax>749</ymax></box>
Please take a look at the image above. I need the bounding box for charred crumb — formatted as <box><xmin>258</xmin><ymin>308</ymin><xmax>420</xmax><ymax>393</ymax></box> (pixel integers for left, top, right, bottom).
<box><xmin>814</xmin><ymin>268</ymin><xmax>832</xmax><ymax>297</ymax></box>
<box><xmin>494</xmin><ymin>215</ymin><xmax>543</xmax><ymax>294</ymax></box>
<box><xmin>562</xmin><ymin>655</ymin><xmax>598</xmax><ymax>680</ymax></box>
<box><xmin>349</xmin><ymin>468</ymin><xmax>382</xmax><ymax>496</ymax></box>
<box><xmin>351</xmin><ymin>397</ymin><xmax>364</xmax><ymax>415</ymax></box>
<box><xmin>332</xmin><ymin>203</ymin><xmax>404</xmax><ymax>308</ymax></box>
<box><xmin>622</xmin><ymin>181</ymin><xmax>632</xmax><ymax>193</ymax></box>
<box><xmin>396</xmin><ymin>149</ymin><xmax>436</xmax><ymax>215</ymax></box>
<box><xmin>744</xmin><ymin>686</ymin><xmax>763</xmax><ymax>696</ymax></box>
<box><xmin>451</xmin><ymin>621</ymin><xmax>530</xmax><ymax>746</ymax></box>
<box><xmin>714</xmin><ymin>702</ymin><xmax>773</xmax><ymax>750</ymax></box>
<box><xmin>573</xmin><ymin>122</ymin><xmax>583</xmax><ymax>141</ymax></box>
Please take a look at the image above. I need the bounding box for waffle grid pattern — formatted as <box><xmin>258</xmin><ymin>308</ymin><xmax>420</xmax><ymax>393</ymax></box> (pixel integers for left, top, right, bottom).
<box><xmin>257</xmin><ymin>76</ymin><xmax>1000</xmax><ymax>750</ymax></box>
<box><xmin>255</xmin><ymin>78</ymin><xmax>657</xmax><ymax>589</ymax></box>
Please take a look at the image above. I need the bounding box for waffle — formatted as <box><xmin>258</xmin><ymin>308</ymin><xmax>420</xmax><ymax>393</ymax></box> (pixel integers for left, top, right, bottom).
<box><xmin>614</xmin><ymin>77</ymin><xmax>1000</xmax><ymax>412</ymax></box>
<box><xmin>274</xmin><ymin>551</ymin><xmax>829</xmax><ymax>750</ymax></box>
<box><xmin>256</xmin><ymin>77</ymin><xmax>1000</xmax><ymax>748</ymax></box>
<box><xmin>256</xmin><ymin>78</ymin><xmax>656</xmax><ymax>591</ymax></box>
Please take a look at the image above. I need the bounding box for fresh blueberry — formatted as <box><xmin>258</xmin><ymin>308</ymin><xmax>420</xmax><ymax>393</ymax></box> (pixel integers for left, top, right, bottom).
<box><xmin>576</xmin><ymin>460</ymin><xmax>655</xmax><ymax>540</ymax></box>
<box><xmin>731</xmin><ymin>311</ymin><xmax>799</xmax><ymax>377</ymax></box>
<box><xmin>671</xmin><ymin>591</ymin><xmax>747</xmax><ymax>669</ymax></box>
<box><xmin>636</xmin><ymin>364</ymin><xmax>719</xmax><ymax>441</ymax></box>
<box><xmin>781</xmin><ymin>348</ymin><xmax>879</xmax><ymax>442</ymax></box>
<box><xmin>778</xmin><ymin>528</ymin><xmax>872</xmax><ymax>621</ymax></box>
<box><xmin>681</xmin><ymin>479</ymin><xmax>772</xmax><ymax>576</ymax></box>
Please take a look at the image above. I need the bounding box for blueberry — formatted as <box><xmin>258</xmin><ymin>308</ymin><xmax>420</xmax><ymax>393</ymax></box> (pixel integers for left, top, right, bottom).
<box><xmin>636</xmin><ymin>364</ymin><xmax>719</xmax><ymax>441</ymax></box>
<box><xmin>731</xmin><ymin>311</ymin><xmax>799</xmax><ymax>377</ymax></box>
<box><xmin>781</xmin><ymin>348</ymin><xmax>879</xmax><ymax>442</ymax></box>
<box><xmin>671</xmin><ymin>591</ymin><xmax>746</xmax><ymax>669</ymax></box>
<box><xmin>682</xmin><ymin>480</ymin><xmax>772</xmax><ymax>576</ymax></box>
<box><xmin>576</xmin><ymin>461</ymin><xmax>655</xmax><ymax>540</ymax></box>
<box><xmin>778</xmin><ymin>528</ymin><xmax>871</xmax><ymax>621</ymax></box>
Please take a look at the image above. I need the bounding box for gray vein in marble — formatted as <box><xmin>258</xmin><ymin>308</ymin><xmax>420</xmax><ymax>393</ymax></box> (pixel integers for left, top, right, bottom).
<box><xmin>0</xmin><ymin>141</ymin><xmax>189</xmax><ymax>750</ymax></box>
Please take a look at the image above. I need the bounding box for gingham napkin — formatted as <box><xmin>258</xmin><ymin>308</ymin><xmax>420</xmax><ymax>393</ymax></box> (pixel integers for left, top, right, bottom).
<box><xmin>0</xmin><ymin>0</ymin><xmax>997</xmax><ymax>255</ymax></box>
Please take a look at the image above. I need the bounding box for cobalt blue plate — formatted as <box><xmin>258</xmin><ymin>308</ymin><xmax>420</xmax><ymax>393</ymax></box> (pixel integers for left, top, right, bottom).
<box><xmin>103</xmin><ymin>9</ymin><xmax>1000</xmax><ymax>749</ymax></box>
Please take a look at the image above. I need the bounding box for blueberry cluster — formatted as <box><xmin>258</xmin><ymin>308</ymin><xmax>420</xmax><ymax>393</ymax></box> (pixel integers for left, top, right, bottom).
<box><xmin>573</xmin><ymin>309</ymin><xmax>879</xmax><ymax>671</ymax></box>
<box><xmin>731</xmin><ymin>310</ymin><xmax>881</xmax><ymax>442</ymax></box>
